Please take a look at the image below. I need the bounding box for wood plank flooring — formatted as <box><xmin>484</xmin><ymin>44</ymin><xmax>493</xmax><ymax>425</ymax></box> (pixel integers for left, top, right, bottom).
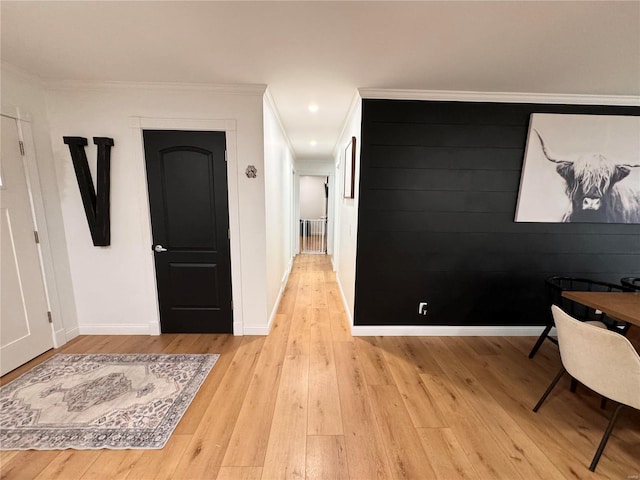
<box><xmin>1</xmin><ymin>254</ymin><xmax>639</xmax><ymax>479</ymax></box>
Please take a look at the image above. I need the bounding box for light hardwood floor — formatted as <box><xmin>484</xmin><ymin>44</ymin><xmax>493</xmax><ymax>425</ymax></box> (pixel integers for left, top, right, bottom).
<box><xmin>1</xmin><ymin>254</ymin><xmax>639</xmax><ymax>479</ymax></box>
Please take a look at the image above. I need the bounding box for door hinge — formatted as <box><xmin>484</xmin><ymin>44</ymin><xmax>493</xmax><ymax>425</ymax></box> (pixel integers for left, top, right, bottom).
<box><xmin>47</xmin><ymin>311</ymin><xmax>53</xmax><ymax>324</ymax></box>
<box><xmin>19</xmin><ymin>141</ymin><xmax>25</xmax><ymax>156</ymax></box>
<box><xmin>224</xmin><ymin>150</ymin><xmax>228</xmax><ymax>162</ymax></box>
<box><xmin>231</xmin><ymin>300</ymin><xmax>233</xmax><ymax>310</ymax></box>
<box><xmin>34</xmin><ymin>231</ymin><xmax>40</xmax><ymax>244</ymax></box>
<box><xmin>228</xmin><ymin>228</ymin><xmax>230</xmax><ymax>240</ymax></box>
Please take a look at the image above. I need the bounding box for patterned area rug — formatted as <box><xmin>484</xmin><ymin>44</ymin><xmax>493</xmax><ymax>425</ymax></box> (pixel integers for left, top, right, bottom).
<box><xmin>0</xmin><ymin>353</ymin><xmax>218</xmax><ymax>450</ymax></box>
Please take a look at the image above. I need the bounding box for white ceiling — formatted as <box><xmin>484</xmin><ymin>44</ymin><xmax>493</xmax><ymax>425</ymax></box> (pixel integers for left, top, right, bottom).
<box><xmin>2</xmin><ymin>1</ymin><xmax>639</xmax><ymax>161</ymax></box>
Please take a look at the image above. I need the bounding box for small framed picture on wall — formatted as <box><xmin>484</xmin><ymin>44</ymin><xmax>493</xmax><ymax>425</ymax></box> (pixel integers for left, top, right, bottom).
<box><xmin>344</xmin><ymin>136</ymin><xmax>356</xmax><ymax>199</ymax></box>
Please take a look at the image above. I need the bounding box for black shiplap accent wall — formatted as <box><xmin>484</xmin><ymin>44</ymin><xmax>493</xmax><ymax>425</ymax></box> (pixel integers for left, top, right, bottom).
<box><xmin>355</xmin><ymin>99</ymin><xmax>640</xmax><ymax>326</ymax></box>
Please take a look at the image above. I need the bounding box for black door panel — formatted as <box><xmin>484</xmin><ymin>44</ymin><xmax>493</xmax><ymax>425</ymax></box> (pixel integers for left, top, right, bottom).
<box><xmin>143</xmin><ymin>130</ymin><xmax>232</xmax><ymax>333</ymax></box>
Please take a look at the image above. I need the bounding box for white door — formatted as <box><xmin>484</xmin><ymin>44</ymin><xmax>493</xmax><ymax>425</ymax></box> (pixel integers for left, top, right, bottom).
<box><xmin>0</xmin><ymin>115</ymin><xmax>53</xmax><ymax>375</ymax></box>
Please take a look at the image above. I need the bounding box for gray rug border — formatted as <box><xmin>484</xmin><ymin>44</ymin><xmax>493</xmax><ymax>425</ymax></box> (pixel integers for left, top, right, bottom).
<box><xmin>0</xmin><ymin>353</ymin><xmax>219</xmax><ymax>451</ymax></box>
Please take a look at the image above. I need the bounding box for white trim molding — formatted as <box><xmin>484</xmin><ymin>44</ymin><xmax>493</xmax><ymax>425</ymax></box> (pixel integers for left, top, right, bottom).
<box><xmin>335</xmin><ymin>274</ymin><xmax>353</xmax><ymax>328</ymax></box>
<box><xmin>129</xmin><ymin>117</ymin><xmax>237</xmax><ymax>132</ymax></box>
<box><xmin>64</xmin><ymin>327</ymin><xmax>80</xmax><ymax>342</ymax></box>
<box><xmin>263</xmin><ymin>88</ymin><xmax>297</xmax><ymax>157</ymax></box>
<box><xmin>336</xmin><ymin>249</ymin><xmax>551</xmax><ymax>337</ymax></box>
<box><xmin>332</xmin><ymin>90</ymin><xmax>363</xmax><ymax>158</ymax></box>
<box><xmin>79</xmin><ymin>324</ymin><xmax>151</xmax><ymax>335</ymax></box>
<box><xmin>266</xmin><ymin>257</ymin><xmax>294</xmax><ymax>335</ymax></box>
<box><xmin>243</xmin><ymin>325</ymin><xmax>272</xmax><ymax>336</ymax></box>
<box><xmin>53</xmin><ymin>328</ymin><xmax>68</xmax><ymax>347</ymax></box>
<box><xmin>148</xmin><ymin>320</ymin><xmax>161</xmax><ymax>336</ymax></box>
<box><xmin>1</xmin><ymin>103</ymin><xmax>32</xmax><ymax>123</ymax></box>
<box><xmin>130</xmin><ymin>116</ymin><xmax>244</xmax><ymax>336</ymax></box>
<box><xmin>46</xmin><ymin>79</ymin><xmax>267</xmax><ymax>96</ymax></box>
<box><xmin>351</xmin><ymin>326</ymin><xmax>548</xmax><ymax>336</ymax></box>
<box><xmin>359</xmin><ymin>88</ymin><xmax>640</xmax><ymax>106</ymax></box>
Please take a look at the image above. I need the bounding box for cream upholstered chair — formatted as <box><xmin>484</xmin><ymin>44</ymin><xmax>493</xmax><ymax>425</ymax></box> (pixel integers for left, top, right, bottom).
<box><xmin>533</xmin><ymin>305</ymin><xmax>640</xmax><ymax>471</ymax></box>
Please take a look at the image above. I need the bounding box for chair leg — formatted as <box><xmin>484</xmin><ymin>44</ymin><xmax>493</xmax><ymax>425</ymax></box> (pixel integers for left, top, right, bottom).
<box><xmin>570</xmin><ymin>378</ymin><xmax>578</xmax><ymax>393</ymax></box>
<box><xmin>568</xmin><ymin>379</ymin><xmax>608</xmax><ymax>407</ymax></box>
<box><xmin>619</xmin><ymin>322</ymin><xmax>631</xmax><ymax>336</ymax></box>
<box><xmin>529</xmin><ymin>325</ymin><xmax>553</xmax><ymax>358</ymax></box>
<box><xmin>533</xmin><ymin>367</ymin><xmax>565</xmax><ymax>412</ymax></box>
<box><xmin>589</xmin><ymin>403</ymin><xmax>624</xmax><ymax>472</ymax></box>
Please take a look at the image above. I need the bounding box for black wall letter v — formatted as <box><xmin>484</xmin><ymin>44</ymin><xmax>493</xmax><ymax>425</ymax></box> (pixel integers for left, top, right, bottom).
<box><xmin>63</xmin><ymin>136</ymin><xmax>114</xmax><ymax>246</ymax></box>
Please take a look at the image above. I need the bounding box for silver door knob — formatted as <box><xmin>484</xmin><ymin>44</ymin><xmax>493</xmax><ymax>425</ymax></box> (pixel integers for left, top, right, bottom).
<box><xmin>154</xmin><ymin>244</ymin><xmax>167</xmax><ymax>253</ymax></box>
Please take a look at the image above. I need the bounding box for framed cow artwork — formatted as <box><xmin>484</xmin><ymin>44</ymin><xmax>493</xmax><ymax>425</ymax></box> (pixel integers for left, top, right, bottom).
<box><xmin>515</xmin><ymin>113</ymin><xmax>640</xmax><ymax>224</ymax></box>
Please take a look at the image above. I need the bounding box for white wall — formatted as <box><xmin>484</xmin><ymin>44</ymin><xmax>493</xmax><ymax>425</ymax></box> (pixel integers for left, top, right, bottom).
<box><xmin>263</xmin><ymin>92</ymin><xmax>295</xmax><ymax>328</ymax></box>
<box><xmin>299</xmin><ymin>176</ymin><xmax>326</xmax><ymax>219</ymax></box>
<box><xmin>44</xmin><ymin>80</ymin><xmax>269</xmax><ymax>335</ymax></box>
<box><xmin>1</xmin><ymin>64</ymin><xmax>79</xmax><ymax>345</ymax></box>
<box><xmin>333</xmin><ymin>94</ymin><xmax>362</xmax><ymax>323</ymax></box>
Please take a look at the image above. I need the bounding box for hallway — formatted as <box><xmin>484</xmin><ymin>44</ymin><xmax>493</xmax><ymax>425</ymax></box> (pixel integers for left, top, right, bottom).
<box><xmin>1</xmin><ymin>255</ymin><xmax>639</xmax><ymax>479</ymax></box>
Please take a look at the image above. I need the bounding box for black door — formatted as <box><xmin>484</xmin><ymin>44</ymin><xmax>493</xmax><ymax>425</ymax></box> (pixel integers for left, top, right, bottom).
<box><xmin>143</xmin><ymin>130</ymin><xmax>232</xmax><ymax>333</ymax></box>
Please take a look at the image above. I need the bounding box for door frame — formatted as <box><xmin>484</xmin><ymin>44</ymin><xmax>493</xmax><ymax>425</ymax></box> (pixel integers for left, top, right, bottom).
<box><xmin>131</xmin><ymin>117</ymin><xmax>243</xmax><ymax>335</ymax></box>
<box><xmin>295</xmin><ymin>165</ymin><xmax>336</xmax><ymax>257</ymax></box>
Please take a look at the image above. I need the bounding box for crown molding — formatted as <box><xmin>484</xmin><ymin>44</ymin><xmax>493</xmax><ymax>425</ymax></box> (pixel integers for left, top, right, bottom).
<box><xmin>263</xmin><ymin>87</ymin><xmax>297</xmax><ymax>159</ymax></box>
<box><xmin>44</xmin><ymin>79</ymin><xmax>267</xmax><ymax>96</ymax></box>
<box><xmin>358</xmin><ymin>88</ymin><xmax>640</xmax><ymax>107</ymax></box>
<box><xmin>1</xmin><ymin>62</ymin><xmax>44</xmax><ymax>86</ymax></box>
<box><xmin>332</xmin><ymin>89</ymin><xmax>362</xmax><ymax>159</ymax></box>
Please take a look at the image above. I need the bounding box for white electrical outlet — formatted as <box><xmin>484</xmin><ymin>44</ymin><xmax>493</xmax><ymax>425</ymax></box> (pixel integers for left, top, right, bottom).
<box><xmin>418</xmin><ymin>302</ymin><xmax>428</xmax><ymax>315</ymax></box>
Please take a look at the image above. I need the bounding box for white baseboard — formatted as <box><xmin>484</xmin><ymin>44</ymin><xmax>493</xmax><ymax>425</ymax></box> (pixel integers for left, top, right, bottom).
<box><xmin>351</xmin><ymin>325</ymin><xmax>548</xmax><ymax>336</ymax></box>
<box><xmin>233</xmin><ymin>321</ymin><xmax>244</xmax><ymax>336</ymax></box>
<box><xmin>60</xmin><ymin>327</ymin><xmax>79</xmax><ymax>345</ymax></box>
<box><xmin>242</xmin><ymin>325</ymin><xmax>272</xmax><ymax>335</ymax></box>
<box><xmin>78</xmin><ymin>324</ymin><xmax>151</xmax><ymax>335</ymax></box>
<box><xmin>333</xmin><ymin>271</ymin><xmax>548</xmax><ymax>337</ymax></box>
<box><xmin>148</xmin><ymin>321</ymin><xmax>161</xmax><ymax>336</ymax></box>
<box><xmin>335</xmin><ymin>275</ymin><xmax>354</xmax><ymax>327</ymax></box>
<box><xmin>52</xmin><ymin>328</ymin><xmax>67</xmax><ymax>348</ymax></box>
<box><xmin>261</xmin><ymin>258</ymin><xmax>294</xmax><ymax>336</ymax></box>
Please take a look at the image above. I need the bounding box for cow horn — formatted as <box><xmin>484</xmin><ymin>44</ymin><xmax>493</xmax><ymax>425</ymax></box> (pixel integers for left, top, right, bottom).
<box><xmin>620</xmin><ymin>163</ymin><xmax>640</xmax><ymax>168</ymax></box>
<box><xmin>534</xmin><ymin>129</ymin><xmax>570</xmax><ymax>164</ymax></box>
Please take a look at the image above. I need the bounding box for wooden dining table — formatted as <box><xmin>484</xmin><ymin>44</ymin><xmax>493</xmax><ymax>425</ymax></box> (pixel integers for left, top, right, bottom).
<box><xmin>561</xmin><ymin>291</ymin><xmax>640</xmax><ymax>327</ymax></box>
